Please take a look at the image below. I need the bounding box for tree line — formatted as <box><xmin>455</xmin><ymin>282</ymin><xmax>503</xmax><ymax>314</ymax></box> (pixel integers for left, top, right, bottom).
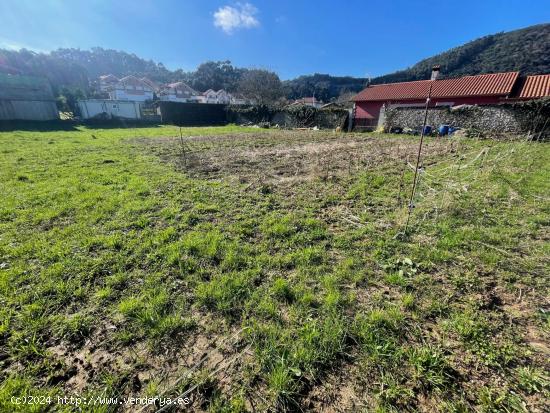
<box><xmin>1</xmin><ymin>23</ymin><xmax>548</xmax><ymax>112</ymax></box>
<box><xmin>0</xmin><ymin>47</ymin><xmax>364</xmax><ymax>109</ymax></box>
<box><xmin>0</xmin><ymin>48</ymin><xmax>289</xmax><ymax>109</ymax></box>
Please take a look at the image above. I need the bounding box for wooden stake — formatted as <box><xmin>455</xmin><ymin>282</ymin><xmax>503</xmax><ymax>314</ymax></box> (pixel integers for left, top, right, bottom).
<box><xmin>405</xmin><ymin>82</ymin><xmax>434</xmax><ymax>233</ymax></box>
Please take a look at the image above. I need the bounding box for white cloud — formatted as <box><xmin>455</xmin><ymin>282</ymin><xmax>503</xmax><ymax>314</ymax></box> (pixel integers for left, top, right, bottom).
<box><xmin>213</xmin><ymin>3</ymin><xmax>259</xmax><ymax>34</ymax></box>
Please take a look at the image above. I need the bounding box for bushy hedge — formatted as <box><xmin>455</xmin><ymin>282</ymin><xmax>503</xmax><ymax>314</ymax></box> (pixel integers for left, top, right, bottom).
<box><xmin>227</xmin><ymin>104</ymin><xmax>349</xmax><ymax>129</ymax></box>
<box><xmin>226</xmin><ymin>104</ymin><xmax>277</xmax><ymax>123</ymax></box>
<box><xmin>510</xmin><ymin>97</ymin><xmax>550</xmax><ymax>138</ymax></box>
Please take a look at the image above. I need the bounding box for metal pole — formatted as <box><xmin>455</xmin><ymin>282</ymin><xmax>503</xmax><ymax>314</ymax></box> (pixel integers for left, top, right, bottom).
<box><xmin>405</xmin><ymin>81</ymin><xmax>434</xmax><ymax>233</ymax></box>
<box><xmin>179</xmin><ymin>126</ymin><xmax>187</xmax><ymax>165</ymax></box>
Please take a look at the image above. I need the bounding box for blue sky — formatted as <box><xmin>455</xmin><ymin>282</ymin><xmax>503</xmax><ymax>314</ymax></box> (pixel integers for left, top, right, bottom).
<box><xmin>0</xmin><ymin>0</ymin><xmax>548</xmax><ymax>79</ymax></box>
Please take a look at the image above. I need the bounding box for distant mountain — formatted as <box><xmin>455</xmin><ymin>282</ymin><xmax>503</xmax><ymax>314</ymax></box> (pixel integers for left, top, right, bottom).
<box><xmin>282</xmin><ymin>24</ymin><xmax>550</xmax><ymax>100</ymax></box>
<box><xmin>372</xmin><ymin>23</ymin><xmax>550</xmax><ymax>84</ymax></box>
<box><xmin>51</xmin><ymin>48</ymin><xmax>178</xmax><ymax>82</ymax></box>
<box><xmin>0</xmin><ymin>47</ymin><xmax>185</xmax><ymax>92</ymax></box>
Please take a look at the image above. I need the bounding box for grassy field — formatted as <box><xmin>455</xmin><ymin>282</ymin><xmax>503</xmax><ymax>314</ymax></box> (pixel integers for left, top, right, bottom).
<box><xmin>0</xmin><ymin>124</ymin><xmax>548</xmax><ymax>412</ymax></box>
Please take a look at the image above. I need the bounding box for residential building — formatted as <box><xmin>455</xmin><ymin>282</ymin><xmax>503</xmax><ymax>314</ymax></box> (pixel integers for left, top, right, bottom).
<box><xmin>230</xmin><ymin>94</ymin><xmax>250</xmax><ymax>105</ymax></box>
<box><xmin>99</xmin><ymin>74</ymin><xmax>119</xmax><ymax>92</ymax></box>
<box><xmin>515</xmin><ymin>74</ymin><xmax>550</xmax><ymax>100</ymax></box>
<box><xmin>159</xmin><ymin>82</ymin><xmax>201</xmax><ymax>103</ymax></box>
<box><xmin>202</xmin><ymin>89</ymin><xmax>231</xmax><ymax>104</ymax></box>
<box><xmin>351</xmin><ymin>69</ymin><xmax>550</xmax><ymax>129</ymax></box>
<box><xmin>109</xmin><ymin>75</ymin><xmax>154</xmax><ymax>102</ymax></box>
<box><xmin>140</xmin><ymin>77</ymin><xmax>160</xmax><ymax>93</ymax></box>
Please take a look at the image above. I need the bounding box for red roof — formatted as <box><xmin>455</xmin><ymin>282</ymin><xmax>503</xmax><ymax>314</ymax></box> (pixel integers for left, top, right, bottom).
<box><xmin>163</xmin><ymin>81</ymin><xmax>197</xmax><ymax>95</ymax></box>
<box><xmin>353</xmin><ymin>72</ymin><xmax>519</xmax><ymax>102</ymax></box>
<box><xmin>99</xmin><ymin>74</ymin><xmax>118</xmax><ymax>81</ymax></box>
<box><xmin>140</xmin><ymin>77</ymin><xmax>160</xmax><ymax>90</ymax></box>
<box><xmin>117</xmin><ymin>75</ymin><xmax>154</xmax><ymax>91</ymax></box>
<box><xmin>517</xmin><ymin>74</ymin><xmax>550</xmax><ymax>99</ymax></box>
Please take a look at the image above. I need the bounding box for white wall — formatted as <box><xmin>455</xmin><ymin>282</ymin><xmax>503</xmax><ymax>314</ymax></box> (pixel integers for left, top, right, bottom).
<box><xmin>160</xmin><ymin>94</ymin><xmax>189</xmax><ymax>103</ymax></box>
<box><xmin>110</xmin><ymin>89</ymin><xmax>154</xmax><ymax>102</ymax></box>
<box><xmin>204</xmin><ymin>91</ymin><xmax>218</xmax><ymax>103</ymax></box>
<box><xmin>99</xmin><ymin>81</ymin><xmax>117</xmax><ymax>92</ymax></box>
<box><xmin>78</xmin><ymin>100</ymin><xmax>142</xmax><ymax>119</ymax></box>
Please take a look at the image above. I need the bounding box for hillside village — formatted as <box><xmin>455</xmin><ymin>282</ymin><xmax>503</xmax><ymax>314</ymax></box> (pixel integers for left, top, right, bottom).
<box><xmin>1</xmin><ymin>23</ymin><xmax>549</xmax><ymax>128</ymax></box>
<box><xmin>1</xmin><ymin>65</ymin><xmax>548</xmax><ymax>136</ymax></box>
<box><xmin>97</xmin><ymin>74</ymin><xmax>251</xmax><ymax>105</ymax></box>
<box><xmin>73</xmin><ymin>74</ymin><xmax>256</xmax><ymax>120</ymax></box>
<box><xmin>0</xmin><ymin>69</ymin><xmax>334</xmax><ymax>122</ymax></box>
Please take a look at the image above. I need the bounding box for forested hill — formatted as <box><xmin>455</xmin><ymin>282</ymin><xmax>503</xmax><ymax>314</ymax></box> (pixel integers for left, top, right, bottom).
<box><xmin>281</xmin><ymin>24</ymin><xmax>550</xmax><ymax>98</ymax></box>
<box><xmin>51</xmin><ymin>48</ymin><xmax>176</xmax><ymax>82</ymax></box>
<box><xmin>282</xmin><ymin>74</ymin><xmax>367</xmax><ymax>102</ymax></box>
<box><xmin>285</xmin><ymin>24</ymin><xmax>550</xmax><ymax>98</ymax></box>
<box><xmin>372</xmin><ymin>23</ymin><xmax>550</xmax><ymax>84</ymax></box>
<box><xmin>0</xmin><ymin>47</ymin><xmax>184</xmax><ymax>91</ymax></box>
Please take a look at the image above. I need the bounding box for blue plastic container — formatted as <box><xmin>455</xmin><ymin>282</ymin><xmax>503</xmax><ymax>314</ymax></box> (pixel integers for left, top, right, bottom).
<box><xmin>438</xmin><ymin>125</ymin><xmax>450</xmax><ymax>136</ymax></box>
<box><xmin>423</xmin><ymin>125</ymin><xmax>432</xmax><ymax>135</ymax></box>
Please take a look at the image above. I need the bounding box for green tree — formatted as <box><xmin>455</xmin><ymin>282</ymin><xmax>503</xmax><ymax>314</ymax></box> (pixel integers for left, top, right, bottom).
<box><xmin>191</xmin><ymin>61</ymin><xmax>241</xmax><ymax>92</ymax></box>
<box><xmin>237</xmin><ymin>69</ymin><xmax>284</xmax><ymax>104</ymax></box>
<box><xmin>56</xmin><ymin>87</ymin><xmax>86</xmax><ymax>115</ymax></box>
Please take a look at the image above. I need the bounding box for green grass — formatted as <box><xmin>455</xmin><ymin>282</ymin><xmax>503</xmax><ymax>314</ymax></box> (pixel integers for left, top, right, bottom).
<box><xmin>0</xmin><ymin>125</ymin><xmax>549</xmax><ymax>412</ymax></box>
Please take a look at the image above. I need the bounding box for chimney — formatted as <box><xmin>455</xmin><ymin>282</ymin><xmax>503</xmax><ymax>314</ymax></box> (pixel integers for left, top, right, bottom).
<box><xmin>431</xmin><ymin>65</ymin><xmax>440</xmax><ymax>81</ymax></box>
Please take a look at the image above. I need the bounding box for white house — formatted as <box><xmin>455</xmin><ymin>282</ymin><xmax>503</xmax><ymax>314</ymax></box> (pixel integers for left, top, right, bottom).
<box><xmin>202</xmin><ymin>89</ymin><xmax>232</xmax><ymax>104</ymax></box>
<box><xmin>109</xmin><ymin>75</ymin><xmax>154</xmax><ymax>102</ymax></box>
<box><xmin>159</xmin><ymin>82</ymin><xmax>201</xmax><ymax>103</ymax></box>
<box><xmin>202</xmin><ymin>89</ymin><xmax>218</xmax><ymax>103</ymax></box>
<box><xmin>230</xmin><ymin>94</ymin><xmax>250</xmax><ymax>105</ymax></box>
<box><xmin>99</xmin><ymin>74</ymin><xmax>119</xmax><ymax>92</ymax></box>
<box><xmin>140</xmin><ymin>77</ymin><xmax>160</xmax><ymax>93</ymax></box>
<box><xmin>78</xmin><ymin>99</ymin><xmax>142</xmax><ymax>120</ymax></box>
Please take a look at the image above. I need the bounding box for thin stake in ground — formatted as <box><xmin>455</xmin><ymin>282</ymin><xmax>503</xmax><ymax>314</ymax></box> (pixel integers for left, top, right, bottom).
<box><xmin>179</xmin><ymin>126</ymin><xmax>187</xmax><ymax>165</ymax></box>
<box><xmin>405</xmin><ymin>82</ymin><xmax>434</xmax><ymax>233</ymax></box>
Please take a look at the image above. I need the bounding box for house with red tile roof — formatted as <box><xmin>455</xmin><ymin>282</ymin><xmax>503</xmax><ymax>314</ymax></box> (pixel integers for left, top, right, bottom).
<box><xmin>109</xmin><ymin>75</ymin><xmax>154</xmax><ymax>102</ymax></box>
<box><xmin>140</xmin><ymin>77</ymin><xmax>161</xmax><ymax>92</ymax></box>
<box><xmin>352</xmin><ymin>70</ymin><xmax>550</xmax><ymax>129</ymax></box>
<box><xmin>201</xmin><ymin>89</ymin><xmax>233</xmax><ymax>104</ymax></box>
<box><xmin>159</xmin><ymin>81</ymin><xmax>201</xmax><ymax>103</ymax></box>
<box><xmin>99</xmin><ymin>74</ymin><xmax>119</xmax><ymax>92</ymax></box>
<box><xmin>515</xmin><ymin>74</ymin><xmax>550</xmax><ymax>100</ymax></box>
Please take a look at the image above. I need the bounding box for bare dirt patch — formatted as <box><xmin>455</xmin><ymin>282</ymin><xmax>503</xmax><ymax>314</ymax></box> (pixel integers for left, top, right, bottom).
<box><xmin>135</xmin><ymin>131</ymin><xmax>453</xmax><ymax>190</ymax></box>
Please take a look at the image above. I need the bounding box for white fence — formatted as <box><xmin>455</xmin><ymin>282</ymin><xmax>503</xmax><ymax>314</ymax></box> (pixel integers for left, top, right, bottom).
<box><xmin>78</xmin><ymin>100</ymin><xmax>142</xmax><ymax>120</ymax></box>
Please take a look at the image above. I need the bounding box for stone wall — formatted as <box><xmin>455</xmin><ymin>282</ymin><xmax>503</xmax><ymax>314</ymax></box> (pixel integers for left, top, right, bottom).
<box><xmin>227</xmin><ymin>104</ymin><xmax>349</xmax><ymax>129</ymax></box>
<box><xmin>383</xmin><ymin>99</ymin><xmax>550</xmax><ymax>138</ymax></box>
